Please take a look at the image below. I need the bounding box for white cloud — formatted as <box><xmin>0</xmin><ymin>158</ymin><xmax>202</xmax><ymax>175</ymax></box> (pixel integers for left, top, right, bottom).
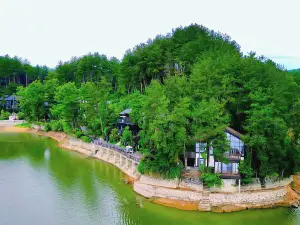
<box><xmin>0</xmin><ymin>0</ymin><xmax>299</xmax><ymax>69</ymax></box>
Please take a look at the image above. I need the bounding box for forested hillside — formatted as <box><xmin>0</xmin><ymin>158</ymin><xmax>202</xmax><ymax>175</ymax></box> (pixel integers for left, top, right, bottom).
<box><xmin>290</xmin><ymin>69</ymin><xmax>300</xmax><ymax>85</ymax></box>
<box><xmin>9</xmin><ymin>24</ymin><xmax>300</xmax><ymax>180</ymax></box>
<box><xmin>0</xmin><ymin>55</ymin><xmax>48</xmax><ymax>95</ymax></box>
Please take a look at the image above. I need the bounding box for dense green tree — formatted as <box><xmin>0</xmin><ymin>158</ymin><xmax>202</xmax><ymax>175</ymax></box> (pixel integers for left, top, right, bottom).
<box><xmin>16</xmin><ymin>80</ymin><xmax>46</xmax><ymax>121</ymax></box>
<box><xmin>137</xmin><ymin>80</ymin><xmax>191</xmax><ymax>178</ymax></box>
<box><xmin>121</xmin><ymin>126</ymin><xmax>133</xmax><ymax>146</ymax></box>
<box><xmin>13</xmin><ymin>23</ymin><xmax>300</xmax><ymax>179</ymax></box>
<box><xmin>191</xmin><ymin>99</ymin><xmax>230</xmax><ymax>164</ymax></box>
<box><xmin>0</xmin><ymin>55</ymin><xmax>47</xmax><ymax>95</ymax></box>
<box><xmin>51</xmin><ymin>82</ymin><xmax>79</xmax><ymax>129</ymax></box>
<box><xmin>290</xmin><ymin>69</ymin><xmax>300</xmax><ymax>85</ymax></box>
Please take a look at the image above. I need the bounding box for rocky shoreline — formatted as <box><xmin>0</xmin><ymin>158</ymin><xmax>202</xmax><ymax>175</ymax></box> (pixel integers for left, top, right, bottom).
<box><xmin>1</xmin><ymin>124</ymin><xmax>299</xmax><ymax>213</ymax></box>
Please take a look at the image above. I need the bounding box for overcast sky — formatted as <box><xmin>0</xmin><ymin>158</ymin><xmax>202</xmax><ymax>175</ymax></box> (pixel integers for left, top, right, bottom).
<box><xmin>0</xmin><ymin>0</ymin><xmax>299</xmax><ymax>69</ymax></box>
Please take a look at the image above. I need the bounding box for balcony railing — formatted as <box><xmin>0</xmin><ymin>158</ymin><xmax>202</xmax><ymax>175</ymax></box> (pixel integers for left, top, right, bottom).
<box><xmin>223</xmin><ymin>152</ymin><xmax>241</xmax><ymax>160</ymax></box>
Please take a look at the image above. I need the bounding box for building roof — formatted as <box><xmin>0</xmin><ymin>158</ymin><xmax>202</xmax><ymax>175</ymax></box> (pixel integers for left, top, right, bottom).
<box><xmin>117</xmin><ymin>117</ymin><xmax>132</xmax><ymax>125</ymax></box>
<box><xmin>120</xmin><ymin>108</ymin><xmax>132</xmax><ymax>115</ymax></box>
<box><xmin>226</xmin><ymin>127</ymin><xmax>242</xmax><ymax>138</ymax></box>
<box><xmin>0</xmin><ymin>95</ymin><xmax>19</xmax><ymax>101</ymax></box>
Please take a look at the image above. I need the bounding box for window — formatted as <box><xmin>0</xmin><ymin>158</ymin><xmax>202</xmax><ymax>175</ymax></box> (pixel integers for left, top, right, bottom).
<box><xmin>209</xmin><ymin>146</ymin><xmax>213</xmax><ymax>155</ymax></box>
<box><xmin>200</xmin><ymin>142</ymin><xmax>206</xmax><ymax>153</ymax></box>
<box><xmin>221</xmin><ymin>162</ymin><xmax>239</xmax><ymax>174</ymax></box>
<box><xmin>226</xmin><ymin>132</ymin><xmax>245</xmax><ymax>156</ymax></box>
<box><xmin>198</xmin><ymin>158</ymin><xmax>204</xmax><ymax>165</ymax></box>
<box><xmin>195</xmin><ymin>143</ymin><xmax>200</xmax><ymax>153</ymax></box>
<box><xmin>196</xmin><ymin>142</ymin><xmax>206</xmax><ymax>153</ymax></box>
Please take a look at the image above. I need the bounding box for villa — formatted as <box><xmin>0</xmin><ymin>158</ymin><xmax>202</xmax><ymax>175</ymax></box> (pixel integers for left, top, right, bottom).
<box><xmin>0</xmin><ymin>95</ymin><xmax>19</xmax><ymax>111</ymax></box>
<box><xmin>185</xmin><ymin>127</ymin><xmax>245</xmax><ymax>179</ymax></box>
<box><xmin>117</xmin><ymin>108</ymin><xmax>140</xmax><ymax>136</ymax></box>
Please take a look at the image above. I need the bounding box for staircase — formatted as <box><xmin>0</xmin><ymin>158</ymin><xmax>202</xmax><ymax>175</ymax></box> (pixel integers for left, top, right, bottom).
<box><xmin>198</xmin><ymin>185</ymin><xmax>211</xmax><ymax>211</ymax></box>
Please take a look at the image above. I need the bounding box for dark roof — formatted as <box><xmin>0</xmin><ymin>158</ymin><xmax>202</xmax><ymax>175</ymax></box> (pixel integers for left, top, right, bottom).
<box><xmin>117</xmin><ymin>117</ymin><xmax>132</xmax><ymax>125</ymax></box>
<box><xmin>120</xmin><ymin>108</ymin><xmax>132</xmax><ymax>115</ymax></box>
<box><xmin>0</xmin><ymin>95</ymin><xmax>19</xmax><ymax>101</ymax></box>
<box><xmin>226</xmin><ymin>127</ymin><xmax>242</xmax><ymax>138</ymax></box>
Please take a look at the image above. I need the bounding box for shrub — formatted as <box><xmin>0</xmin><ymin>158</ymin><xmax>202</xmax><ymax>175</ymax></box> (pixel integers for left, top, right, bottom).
<box><xmin>62</xmin><ymin>121</ymin><xmax>72</xmax><ymax>134</ymax></box>
<box><xmin>121</xmin><ymin>126</ymin><xmax>133</xmax><ymax>146</ymax></box>
<box><xmin>4</xmin><ymin>111</ymin><xmax>10</xmax><ymax>119</ymax></box>
<box><xmin>238</xmin><ymin>161</ymin><xmax>253</xmax><ymax>184</ymax></box>
<box><xmin>165</xmin><ymin>163</ymin><xmax>184</xmax><ymax>179</ymax></box>
<box><xmin>44</xmin><ymin>123</ymin><xmax>52</xmax><ymax>132</ymax></box>
<box><xmin>17</xmin><ymin>112</ymin><xmax>25</xmax><ymax>120</ymax></box>
<box><xmin>0</xmin><ymin>110</ymin><xmax>9</xmax><ymax>120</ymax></box>
<box><xmin>15</xmin><ymin>122</ymin><xmax>31</xmax><ymax>128</ymax></box>
<box><xmin>80</xmin><ymin>135</ymin><xmax>92</xmax><ymax>143</ymax></box>
<box><xmin>109</xmin><ymin>128</ymin><xmax>119</xmax><ymax>144</ymax></box>
<box><xmin>266</xmin><ymin>172</ymin><xmax>279</xmax><ymax>182</ymax></box>
<box><xmin>199</xmin><ymin>164</ymin><xmax>206</xmax><ymax>173</ymax></box>
<box><xmin>0</xmin><ymin>110</ymin><xmax>5</xmax><ymax>120</ymax></box>
<box><xmin>138</xmin><ymin>157</ymin><xmax>183</xmax><ymax>179</ymax></box>
<box><xmin>137</xmin><ymin>160</ymin><xmax>147</xmax><ymax>174</ymax></box>
<box><xmin>201</xmin><ymin>173</ymin><xmax>223</xmax><ymax>188</ymax></box>
<box><xmin>74</xmin><ymin>130</ymin><xmax>83</xmax><ymax>138</ymax></box>
<box><xmin>50</xmin><ymin>120</ymin><xmax>63</xmax><ymax>132</ymax></box>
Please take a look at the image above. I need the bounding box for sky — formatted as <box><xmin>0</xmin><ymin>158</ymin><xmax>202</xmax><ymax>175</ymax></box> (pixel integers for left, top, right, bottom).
<box><xmin>0</xmin><ymin>0</ymin><xmax>299</xmax><ymax>69</ymax></box>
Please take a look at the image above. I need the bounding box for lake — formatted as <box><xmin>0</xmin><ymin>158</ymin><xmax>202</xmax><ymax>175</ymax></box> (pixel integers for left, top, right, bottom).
<box><xmin>0</xmin><ymin>132</ymin><xmax>299</xmax><ymax>225</ymax></box>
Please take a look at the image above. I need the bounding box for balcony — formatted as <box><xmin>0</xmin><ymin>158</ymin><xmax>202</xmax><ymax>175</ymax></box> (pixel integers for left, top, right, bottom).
<box><xmin>219</xmin><ymin>173</ymin><xmax>240</xmax><ymax>179</ymax></box>
<box><xmin>223</xmin><ymin>148</ymin><xmax>243</xmax><ymax>161</ymax></box>
<box><xmin>223</xmin><ymin>152</ymin><xmax>241</xmax><ymax>161</ymax></box>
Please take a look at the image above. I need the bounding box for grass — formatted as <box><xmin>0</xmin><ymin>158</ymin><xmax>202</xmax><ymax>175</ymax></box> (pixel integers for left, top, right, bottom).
<box><xmin>15</xmin><ymin>122</ymin><xmax>31</xmax><ymax>128</ymax></box>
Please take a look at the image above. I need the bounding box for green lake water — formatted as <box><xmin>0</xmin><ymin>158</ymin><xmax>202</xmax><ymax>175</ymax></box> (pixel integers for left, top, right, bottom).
<box><xmin>0</xmin><ymin>132</ymin><xmax>299</xmax><ymax>225</ymax></box>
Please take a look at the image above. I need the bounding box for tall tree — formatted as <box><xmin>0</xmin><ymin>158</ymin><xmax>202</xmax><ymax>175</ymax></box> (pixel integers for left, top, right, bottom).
<box><xmin>51</xmin><ymin>82</ymin><xmax>79</xmax><ymax>128</ymax></box>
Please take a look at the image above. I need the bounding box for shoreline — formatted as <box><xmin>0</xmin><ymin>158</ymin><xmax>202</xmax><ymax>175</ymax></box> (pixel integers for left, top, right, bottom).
<box><xmin>0</xmin><ymin>125</ymin><xmax>299</xmax><ymax>213</ymax></box>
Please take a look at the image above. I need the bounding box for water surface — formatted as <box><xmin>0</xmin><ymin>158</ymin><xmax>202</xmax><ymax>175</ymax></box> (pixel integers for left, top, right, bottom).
<box><xmin>0</xmin><ymin>133</ymin><xmax>299</xmax><ymax>225</ymax></box>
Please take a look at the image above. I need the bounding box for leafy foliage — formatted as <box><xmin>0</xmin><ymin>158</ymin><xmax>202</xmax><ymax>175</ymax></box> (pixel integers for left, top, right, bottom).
<box><xmin>238</xmin><ymin>161</ymin><xmax>253</xmax><ymax>184</ymax></box>
<box><xmin>44</xmin><ymin>123</ymin><xmax>52</xmax><ymax>132</ymax></box>
<box><xmin>201</xmin><ymin>173</ymin><xmax>223</xmax><ymax>188</ymax></box>
<box><xmin>51</xmin><ymin>82</ymin><xmax>79</xmax><ymax>129</ymax></box>
<box><xmin>80</xmin><ymin>136</ymin><xmax>92</xmax><ymax>143</ymax></box>
<box><xmin>0</xmin><ymin>110</ymin><xmax>10</xmax><ymax>120</ymax></box>
<box><xmin>109</xmin><ymin>128</ymin><xmax>119</xmax><ymax>144</ymax></box>
<box><xmin>0</xmin><ymin>55</ymin><xmax>48</xmax><ymax>96</ymax></box>
<box><xmin>121</xmin><ymin>126</ymin><xmax>133</xmax><ymax>146</ymax></box>
<box><xmin>14</xmin><ymin>23</ymin><xmax>300</xmax><ymax>179</ymax></box>
<box><xmin>49</xmin><ymin>120</ymin><xmax>63</xmax><ymax>132</ymax></box>
<box><xmin>15</xmin><ymin>122</ymin><xmax>31</xmax><ymax>128</ymax></box>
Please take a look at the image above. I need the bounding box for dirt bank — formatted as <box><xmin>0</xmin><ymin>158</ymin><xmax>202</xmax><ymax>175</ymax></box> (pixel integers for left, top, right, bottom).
<box><xmin>152</xmin><ymin>198</ymin><xmax>199</xmax><ymax>211</ymax></box>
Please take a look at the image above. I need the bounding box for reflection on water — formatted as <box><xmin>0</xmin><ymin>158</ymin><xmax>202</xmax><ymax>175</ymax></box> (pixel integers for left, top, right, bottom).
<box><xmin>44</xmin><ymin>148</ymin><xmax>50</xmax><ymax>160</ymax></box>
<box><xmin>0</xmin><ymin>132</ymin><xmax>299</xmax><ymax>225</ymax></box>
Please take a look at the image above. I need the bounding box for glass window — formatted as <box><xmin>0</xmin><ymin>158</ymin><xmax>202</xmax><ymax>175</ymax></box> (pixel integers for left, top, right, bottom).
<box><xmin>196</xmin><ymin>142</ymin><xmax>206</xmax><ymax>153</ymax></box>
<box><xmin>198</xmin><ymin>158</ymin><xmax>204</xmax><ymax>165</ymax></box>
<box><xmin>195</xmin><ymin>143</ymin><xmax>200</xmax><ymax>153</ymax></box>
<box><xmin>209</xmin><ymin>146</ymin><xmax>213</xmax><ymax>155</ymax></box>
<box><xmin>200</xmin><ymin>142</ymin><xmax>206</xmax><ymax>153</ymax></box>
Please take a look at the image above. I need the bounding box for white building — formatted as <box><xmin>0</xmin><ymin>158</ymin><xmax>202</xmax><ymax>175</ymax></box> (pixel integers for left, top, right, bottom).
<box><xmin>187</xmin><ymin>127</ymin><xmax>245</xmax><ymax>179</ymax></box>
